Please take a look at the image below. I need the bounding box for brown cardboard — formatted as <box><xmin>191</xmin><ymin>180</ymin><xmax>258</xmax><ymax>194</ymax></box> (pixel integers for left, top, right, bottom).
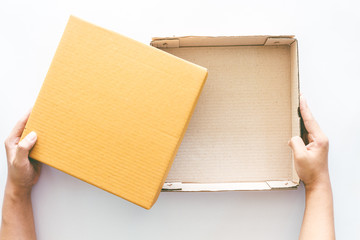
<box><xmin>151</xmin><ymin>36</ymin><xmax>300</xmax><ymax>191</ymax></box>
<box><xmin>20</xmin><ymin>17</ymin><xmax>208</xmax><ymax>209</ymax></box>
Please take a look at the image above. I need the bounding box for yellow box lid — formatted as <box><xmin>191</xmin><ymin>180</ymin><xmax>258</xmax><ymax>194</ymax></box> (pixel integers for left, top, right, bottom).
<box><xmin>20</xmin><ymin>16</ymin><xmax>208</xmax><ymax>209</ymax></box>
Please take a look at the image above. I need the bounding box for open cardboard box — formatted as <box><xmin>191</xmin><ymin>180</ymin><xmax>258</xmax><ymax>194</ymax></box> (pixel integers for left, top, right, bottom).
<box><xmin>20</xmin><ymin>16</ymin><xmax>302</xmax><ymax>208</ymax></box>
<box><xmin>151</xmin><ymin>36</ymin><xmax>301</xmax><ymax>191</ymax></box>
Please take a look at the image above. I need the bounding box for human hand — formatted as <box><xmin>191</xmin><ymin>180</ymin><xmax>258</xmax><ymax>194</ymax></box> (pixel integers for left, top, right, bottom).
<box><xmin>4</xmin><ymin>110</ymin><xmax>41</xmax><ymax>197</ymax></box>
<box><xmin>288</xmin><ymin>95</ymin><xmax>330</xmax><ymax>190</ymax></box>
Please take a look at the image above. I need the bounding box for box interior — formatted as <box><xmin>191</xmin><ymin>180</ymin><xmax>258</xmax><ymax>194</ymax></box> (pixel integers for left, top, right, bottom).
<box><xmin>152</xmin><ymin>36</ymin><xmax>300</xmax><ymax>191</ymax></box>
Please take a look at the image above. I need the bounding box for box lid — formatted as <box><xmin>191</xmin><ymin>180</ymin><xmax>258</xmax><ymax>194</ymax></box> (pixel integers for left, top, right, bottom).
<box><xmin>20</xmin><ymin>16</ymin><xmax>208</xmax><ymax>209</ymax></box>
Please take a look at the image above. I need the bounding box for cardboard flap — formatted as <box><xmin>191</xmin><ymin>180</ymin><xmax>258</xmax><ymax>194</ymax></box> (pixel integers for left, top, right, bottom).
<box><xmin>265</xmin><ymin>37</ymin><xmax>296</xmax><ymax>46</ymax></box>
<box><xmin>163</xmin><ymin>182</ymin><xmax>272</xmax><ymax>191</ymax></box>
<box><xmin>151</xmin><ymin>35</ymin><xmax>295</xmax><ymax>48</ymax></box>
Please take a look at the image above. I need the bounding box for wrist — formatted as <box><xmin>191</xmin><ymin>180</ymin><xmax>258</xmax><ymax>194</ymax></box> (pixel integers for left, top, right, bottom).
<box><xmin>304</xmin><ymin>173</ymin><xmax>332</xmax><ymax>192</ymax></box>
<box><xmin>5</xmin><ymin>180</ymin><xmax>32</xmax><ymax>202</ymax></box>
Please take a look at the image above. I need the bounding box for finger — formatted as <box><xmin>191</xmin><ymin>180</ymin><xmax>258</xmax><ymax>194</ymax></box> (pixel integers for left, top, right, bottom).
<box><xmin>299</xmin><ymin>95</ymin><xmax>323</xmax><ymax>138</ymax></box>
<box><xmin>7</xmin><ymin>109</ymin><xmax>32</xmax><ymax>144</ymax></box>
<box><xmin>288</xmin><ymin>136</ymin><xmax>307</xmax><ymax>159</ymax></box>
<box><xmin>16</xmin><ymin>131</ymin><xmax>37</xmax><ymax>162</ymax></box>
<box><xmin>300</xmin><ymin>116</ymin><xmax>309</xmax><ymax>145</ymax></box>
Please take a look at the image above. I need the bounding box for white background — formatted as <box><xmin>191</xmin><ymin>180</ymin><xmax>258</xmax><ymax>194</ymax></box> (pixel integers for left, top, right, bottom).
<box><xmin>1</xmin><ymin>0</ymin><xmax>359</xmax><ymax>239</ymax></box>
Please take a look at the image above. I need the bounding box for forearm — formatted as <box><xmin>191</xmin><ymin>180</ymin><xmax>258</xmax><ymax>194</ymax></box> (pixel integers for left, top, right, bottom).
<box><xmin>0</xmin><ymin>182</ymin><xmax>36</xmax><ymax>240</ymax></box>
<box><xmin>300</xmin><ymin>177</ymin><xmax>335</xmax><ymax>240</ymax></box>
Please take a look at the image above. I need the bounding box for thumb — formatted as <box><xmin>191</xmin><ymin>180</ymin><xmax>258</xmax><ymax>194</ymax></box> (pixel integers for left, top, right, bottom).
<box><xmin>16</xmin><ymin>131</ymin><xmax>37</xmax><ymax>161</ymax></box>
<box><xmin>288</xmin><ymin>136</ymin><xmax>307</xmax><ymax>159</ymax></box>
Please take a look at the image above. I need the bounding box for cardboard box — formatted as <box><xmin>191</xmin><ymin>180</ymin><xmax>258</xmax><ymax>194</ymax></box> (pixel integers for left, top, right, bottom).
<box><xmin>20</xmin><ymin>17</ymin><xmax>208</xmax><ymax>209</ymax></box>
<box><xmin>151</xmin><ymin>36</ymin><xmax>301</xmax><ymax>191</ymax></box>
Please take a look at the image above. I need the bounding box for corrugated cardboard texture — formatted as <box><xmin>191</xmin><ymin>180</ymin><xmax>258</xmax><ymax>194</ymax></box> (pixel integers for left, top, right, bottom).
<box><xmin>158</xmin><ymin>41</ymin><xmax>299</xmax><ymax>185</ymax></box>
<box><xmin>20</xmin><ymin>16</ymin><xmax>208</xmax><ymax>209</ymax></box>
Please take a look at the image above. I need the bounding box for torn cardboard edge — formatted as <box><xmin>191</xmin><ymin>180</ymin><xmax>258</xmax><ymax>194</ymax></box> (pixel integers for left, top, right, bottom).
<box><xmin>152</xmin><ymin>35</ymin><xmax>301</xmax><ymax>192</ymax></box>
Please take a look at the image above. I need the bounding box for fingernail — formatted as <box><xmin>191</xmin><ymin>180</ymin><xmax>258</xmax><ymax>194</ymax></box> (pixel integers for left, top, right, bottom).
<box><xmin>26</xmin><ymin>131</ymin><xmax>37</xmax><ymax>141</ymax></box>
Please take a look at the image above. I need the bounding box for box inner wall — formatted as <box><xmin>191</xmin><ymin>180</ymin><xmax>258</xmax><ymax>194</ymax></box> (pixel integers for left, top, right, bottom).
<box><xmin>163</xmin><ymin>45</ymin><xmax>293</xmax><ymax>183</ymax></box>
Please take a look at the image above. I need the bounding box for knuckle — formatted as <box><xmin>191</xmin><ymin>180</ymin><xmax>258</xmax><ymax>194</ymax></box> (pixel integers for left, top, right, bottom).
<box><xmin>290</xmin><ymin>136</ymin><xmax>304</xmax><ymax>148</ymax></box>
<box><xmin>317</xmin><ymin>136</ymin><xmax>329</xmax><ymax>148</ymax></box>
<box><xmin>289</xmin><ymin>136</ymin><xmax>298</xmax><ymax>145</ymax></box>
<box><xmin>17</xmin><ymin>142</ymin><xmax>27</xmax><ymax>151</ymax></box>
<box><xmin>291</xmin><ymin>136</ymin><xmax>301</xmax><ymax>142</ymax></box>
<box><xmin>4</xmin><ymin>138</ymin><xmax>8</xmax><ymax>147</ymax></box>
<box><xmin>4</xmin><ymin>138</ymin><xmax>11</xmax><ymax>149</ymax></box>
